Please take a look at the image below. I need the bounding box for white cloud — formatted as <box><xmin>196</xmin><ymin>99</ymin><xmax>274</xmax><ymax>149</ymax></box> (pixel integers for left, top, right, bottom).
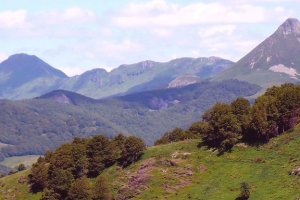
<box><xmin>0</xmin><ymin>10</ymin><xmax>28</xmax><ymax>29</ymax></box>
<box><xmin>199</xmin><ymin>25</ymin><xmax>236</xmax><ymax>38</ymax></box>
<box><xmin>112</xmin><ymin>0</ymin><xmax>290</xmax><ymax>28</ymax></box>
<box><xmin>151</xmin><ymin>28</ymin><xmax>172</xmax><ymax>37</ymax></box>
<box><xmin>36</xmin><ymin>7</ymin><xmax>97</xmax><ymax>24</ymax></box>
<box><xmin>0</xmin><ymin>1</ymin><xmax>298</xmax><ymax>72</ymax></box>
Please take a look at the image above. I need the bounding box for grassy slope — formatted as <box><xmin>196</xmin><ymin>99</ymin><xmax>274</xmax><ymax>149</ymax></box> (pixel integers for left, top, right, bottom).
<box><xmin>0</xmin><ymin>170</ymin><xmax>42</xmax><ymax>200</ymax></box>
<box><xmin>1</xmin><ymin>125</ymin><xmax>300</xmax><ymax>199</ymax></box>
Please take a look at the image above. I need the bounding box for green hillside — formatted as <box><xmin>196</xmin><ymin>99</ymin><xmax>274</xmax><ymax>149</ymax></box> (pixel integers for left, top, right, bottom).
<box><xmin>0</xmin><ymin>80</ymin><xmax>259</xmax><ymax>163</ymax></box>
<box><xmin>2</xmin><ymin>125</ymin><xmax>300</xmax><ymax>199</ymax></box>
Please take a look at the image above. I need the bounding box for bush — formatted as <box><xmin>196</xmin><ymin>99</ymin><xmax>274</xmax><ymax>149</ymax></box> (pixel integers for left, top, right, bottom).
<box><xmin>155</xmin><ymin>128</ymin><xmax>191</xmax><ymax>145</ymax></box>
<box><xmin>236</xmin><ymin>182</ymin><xmax>250</xmax><ymax>200</ymax></box>
<box><xmin>17</xmin><ymin>163</ymin><xmax>26</xmax><ymax>171</ymax></box>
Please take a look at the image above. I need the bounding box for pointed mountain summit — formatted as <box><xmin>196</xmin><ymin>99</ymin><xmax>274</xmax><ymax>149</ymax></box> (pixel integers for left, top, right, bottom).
<box><xmin>0</xmin><ymin>53</ymin><xmax>67</xmax><ymax>99</ymax></box>
<box><xmin>215</xmin><ymin>18</ymin><xmax>300</xmax><ymax>88</ymax></box>
<box><xmin>0</xmin><ymin>53</ymin><xmax>67</xmax><ymax>82</ymax></box>
<box><xmin>276</xmin><ymin>18</ymin><xmax>300</xmax><ymax>36</ymax></box>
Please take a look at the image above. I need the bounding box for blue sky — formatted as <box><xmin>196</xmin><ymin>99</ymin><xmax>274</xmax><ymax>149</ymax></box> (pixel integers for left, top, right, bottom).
<box><xmin>0</xmin><ymin>0</ymin><xmax>299</xmax><ymax>76</ymax></box>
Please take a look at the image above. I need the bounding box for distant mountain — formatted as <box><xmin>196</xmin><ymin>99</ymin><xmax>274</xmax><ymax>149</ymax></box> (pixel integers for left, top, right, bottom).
<box><xmin>0</xmin><ymin>54</ymin><xmax>67</xmax><ymax>99</ymax></box>
<box><xmin>38</xmin><ymin>89</ymin><xmax>97</xmax><ymax>105</ymax></box>
<box><xmin>0</xmin><ymin>80</ymin><xmax>260</xmax><ymax>159</ymax></box>
<box><xmin>61</xmin><ymin>57</ymin><xmax>234</xmax><ymax>99</ymax></box>
<box><xmin>0</xmin><ymin>54</ymin><xmax>233</xmax><ymax>100</ymax></box>
<box><xmin>215</xmin><ymin>18</ymin><xmax>300</xmax><ymax>88</ymax></box>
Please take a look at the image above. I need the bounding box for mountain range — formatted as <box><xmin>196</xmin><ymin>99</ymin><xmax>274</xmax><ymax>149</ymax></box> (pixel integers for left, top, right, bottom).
<box><xmin>0</xmin><ymin>54</ymin><xmax>233</xmax><ymax>100</ymax></box>
<box><xmin>2</xmin><ymin>18</ymin><xmax>300</xmax><ymax>100</ymax></box>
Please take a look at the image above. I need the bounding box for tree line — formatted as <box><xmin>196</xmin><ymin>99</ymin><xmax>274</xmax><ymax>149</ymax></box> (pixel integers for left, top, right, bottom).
<box><xmin>28</xmin><ymin>134</ymin><xmax>145</xmax><ymax>200</ymax></box>
<box><xmin>155</xmin><ymin>83</ymin><xmax>300</xmax><ymax>152</ymax></box>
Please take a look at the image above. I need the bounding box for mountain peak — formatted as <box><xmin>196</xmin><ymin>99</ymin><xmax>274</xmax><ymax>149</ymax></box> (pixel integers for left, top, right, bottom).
<box><xmin>38</xmin><ymin>89</ymin><xmax>96</xmax><ymax>105</ymax></box>
<box><xmin>276</xmin><ymin>18</ymin><xmax>300</xmax><ymax>35</ymax></box>
<box><xmin>0</xmin><ymin>53</ymin><xmax>67</xmax><ymax>78</ymax></box>
<box><xmin>8</xmin><ymin>53</ymin><xmax>36</xmax><ymax>59</ymax></box>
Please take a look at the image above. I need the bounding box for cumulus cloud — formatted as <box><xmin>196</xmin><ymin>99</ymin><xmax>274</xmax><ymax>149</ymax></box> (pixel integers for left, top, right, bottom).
<box><xmin>199</xmin><ymin>25</ymin><xmax>236</xmax><ymax>38</ymax></box>
<box><xmin>0</xmin><ymin>10</ymin><xmax>28</xmax><ymax>29</ymax></box>
<box><xmin>112</xmin><ymin>0</ymin><xmax>291</xmax><ymax>27</ymax></box>
<box><xmin>35</xmin><ymin>7</ymin><xmax>97</xmax><ymax>25</ymax></box>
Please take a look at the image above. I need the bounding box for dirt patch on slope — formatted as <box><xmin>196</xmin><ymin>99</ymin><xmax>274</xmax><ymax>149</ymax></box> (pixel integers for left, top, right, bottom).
<box><xmin>116</xmin><ymin>158</ymin><xmax>156</xmax><ymax>200</ymax></box>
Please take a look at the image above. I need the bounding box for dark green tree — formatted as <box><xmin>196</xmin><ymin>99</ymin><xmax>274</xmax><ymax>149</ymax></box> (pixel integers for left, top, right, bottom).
<box><xmin>28</xmin><ymin>157</ymin><xmax>49</xmax><ymax>193</ymax></box>
<box><xmin>68</xmin><ymin>177</ymin><xmax>93</xmax><ymax>200</ymax></box>
<box><xmin>188</xmin><ymin>121</ymin><xmax>212</xmax><ymax>137</ymax></box>
<box><xmin>47</xmin><ymin>169</ymin><xmax>74</xmax><ymax>199</ymax></box>
<box><xmin>112</xmin><ymin>134</ymin><xmax>127</xmax><ymax>158</ymax></box>
<box><xmin>246</xmin><ymin>96</ymin><xmax>279</xmax><ymax>143</ymax></box>
<box><xmin>41</xmin><ymin>189</ymin><xmax>61</xmax><ymax>200</ymax></box>
<box><xmin>118</xmin><ymin>136</ymin><xmax>146</xmax><ymax>167</ymax></box>
<box><xmin>86</xmin><ymin>135</ymin><xmax>118</xmax><ymax>177</ymax></box>
<box><xmin>71</xmin><ymin>138</ymin><xmax>88</xmax><ymax>178</ymax></box>
<box><xmin>201</xmin><ymin>103</ymin><xmax>242</xmax><ymax>152</ymax></box>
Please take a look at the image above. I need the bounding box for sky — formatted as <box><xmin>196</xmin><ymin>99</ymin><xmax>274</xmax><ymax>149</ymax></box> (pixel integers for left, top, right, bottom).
<box><xmin>0</xmin><ymin>0</ymin><xmax>299</xmax><ymax>76</ymax></box>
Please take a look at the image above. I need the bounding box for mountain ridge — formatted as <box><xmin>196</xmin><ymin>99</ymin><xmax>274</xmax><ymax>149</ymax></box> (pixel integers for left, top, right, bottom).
<box><xmin>215</xmin><ymin>18</ymin><xmax>300</xmax><ymax>87</ymax></box>
<box><xmin>0</xmin><ymin>53</ymin><xmax>234</xmax><ymax>99</ymax></box>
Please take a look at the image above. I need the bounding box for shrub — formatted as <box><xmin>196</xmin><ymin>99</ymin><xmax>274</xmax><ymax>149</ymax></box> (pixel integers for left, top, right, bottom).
<box><xmin>236</xmin><ymin>182</ymin><xmax>250</xmax><ymax>200</ymax></box>
<box><xmin>17</xmin><ymin>163</ymin><xmax>26</xmax><ymax>171</ymax></box>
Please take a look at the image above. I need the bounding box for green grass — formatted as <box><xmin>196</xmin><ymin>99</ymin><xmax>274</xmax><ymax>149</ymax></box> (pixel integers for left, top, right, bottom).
<box><xmin>0</xmin><ymin>155</ymin><xmax>41</xmax><ymax>169</ymax></box>
<box><xmin>2</xmin><ymin>126</ymin><xmax>300</xmax><ymax>199</ymax></box>
<box><xmin>0</xmin><ymin>170</ymin><xmax>42</xmax><ymax>200</ymax></box>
